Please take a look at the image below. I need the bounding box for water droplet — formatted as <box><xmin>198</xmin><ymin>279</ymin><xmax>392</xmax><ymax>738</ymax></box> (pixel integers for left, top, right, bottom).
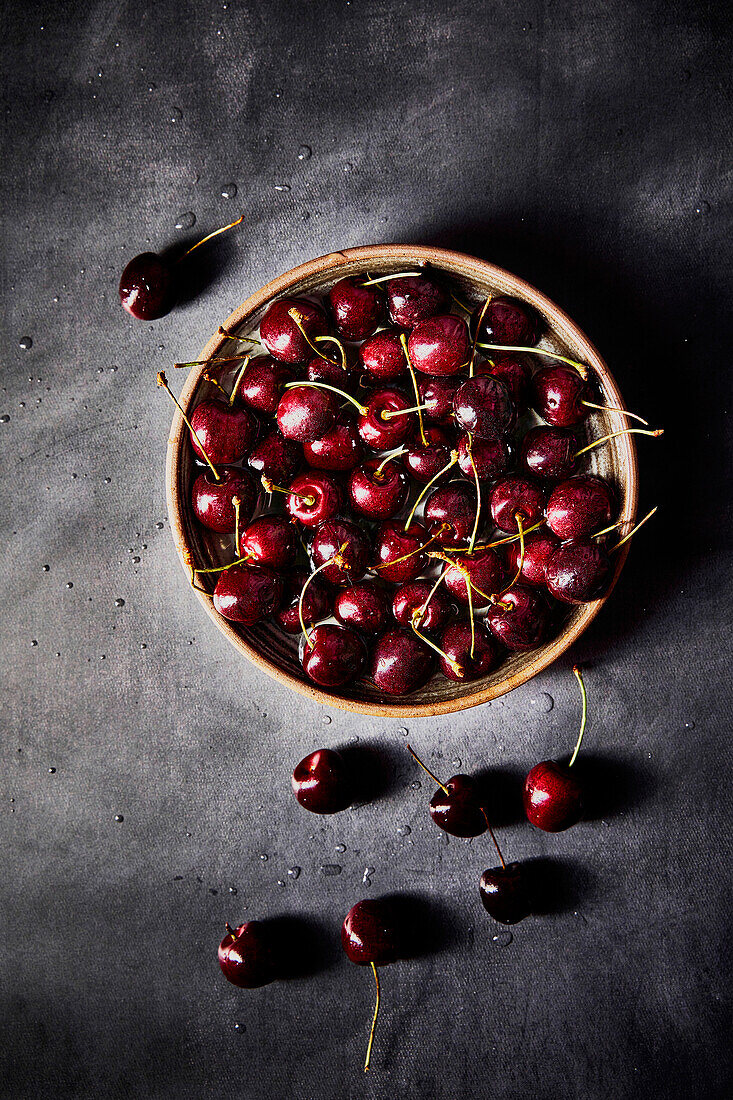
<box><xmin>65</xmin><ymin>581</ymin><xmax>73</xmax><ymax>589</ymax></box>
<box><xmin>274</xmin><ymin>183</ymin><xmax>291</xmax><ymax>192</ymax></box>
<box><xmin>42</xmin><ymin>564</ymin><xmax>50</xmax><ymax>572</ymax></box>
<box><xmin>399</xmin><ymin>727</ymin><xmax>408</xmax><ymax>736</ymax></box>
<box><xmin>343</xmin><ymin>162</ymin><xmax>354</xmax><ymax>173</ymax></box>
<box><xmin>156</xmin><ymin>521</ymin><xmax>165</xmax><ymax>529</ymax></box>
<box><xmin>175</xmin><ymin>211</ymin><xmax>196</xmax><ymax>230</ymax></box>
<box><xmin>322</xmin><ymin>714</ymin><xmax>331</xmax><ymax>725</ymax></box>
<box><xmin>132</xmin><ymin>556</ymin><xmax>141</xmax><ymax>564</ymax></box>
<box><xmin>334</xmin><ymin>843</ymin><xmax>346</xmax><ymax>854</ymax></box>
<box><xmin>104</xmin><ymin>477</ymin><xmax>111</xmax><ymax>484</ymax></box>
<box><xmin>297</xmin><ymin>144</ymin><xmax>312</xmax><ymax>160</ymax></box>
<box><xmin>397</xmin><ymin>825</ymin><xmax>411</xmax><ymax>837</ymax></box>
<box><xmin>684</xmin><ymin>720</ymin><xmax>695</xmax><ymax>730</ymax></box>
<box><xmin>694</xmin><ymin>200</ymin><xmax>711</xmax><ymax>215</ymax></box>
<box><xmin>451</xmin><ymin>758</ymin><xmax>462</xmax><ymax>768</ymax></box>
<box><xmin>47</xmin><ymin>767</ymin><xmax>56</xmax><ymax>774</ymax></box>
<box><xmin>233</xmin><ymin>1022</ymin><xmax>245</xmax><ymax>1032</ymax></box>
<box><xmin>522</xmin><ymin>21</ymin><xmax>533</xmax><ymax>31</ymax></box>
<box><xmin>277</xmin><ymin>879</ymin><xmax>286</xmax><ymax>887</ymax></box>
<box><xmin>531</xmin><ymin>692</ymin><xmax>554</xmax><ymax>713</ymax></box>
<box><xmin>259</xmin><ymin>853</ymin><xmax>268</xmax><ymax>862</ymax></box>
<box><xmin>140</xmin><ymin>643</ymin><xmax>147</xmax><ymax>649</ymax></box>
<box><xmin>216</xmin><ymin>27</ymin><xmax>224</xmax><ymax>37</ymax></box>
<box><xmin>31</xmin><ymin>640</ymin><xmax>38</xmax><ymax>647</ymax></box>
<box><xmin>169</xmin><ymin>106</ymin><xmax>183</xmax><ymax>124</ymax></box>
<box><xmin>19</xmin><ymin>336</ymin><xmax>33</xmax><ymax>350</ymax></box>
<box><xmin>320</xmin><ymin>864</ymin><xmax>342</xmax><ymax>876</ymax></box>
<box><xmin>229</xmin><ymin>886</ymin><xmax>238</xmax><ymax>894</ymax></box>
<box><xmin>114</xmin><ymin>598</ymin><xmax>125</xmax><ymax>608</ymax></box>
<box><xmin>362</xmin><ymin>866</ymin><xmax>375</xmax><ymax>886</ymax></box>
<box><xmin>491</xmin><ymin>930</ymin><xmax>513</xmax><ymax>947</ymax></box>
<box><xmin>274</xmin><ymin>88</ymin><xmax>283</xmax><ymax>98</ymax></box>
<box><xmin>221</xmin><ymin>182</ymin><xmax>237</xmax><ymax>199</ymax></box>
<box><xmin>114</xmin><ymin>814</ymin><xmax>124</xmax><ymax>822</ymax></box>
<box><xmin>0</xmin><ymin>415</ymin><xmax>9</xmax><ymax>424</ymax></box>
<box><xmin>347</xmin><ymin>735</ymin><xmax>359</xmax><ymax>745</ymax></box>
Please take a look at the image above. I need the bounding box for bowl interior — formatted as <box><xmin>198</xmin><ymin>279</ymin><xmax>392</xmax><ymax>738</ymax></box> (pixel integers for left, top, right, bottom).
<box><xmin>166</xmin><ymin>245</ymin><xmax>638</xmax><ymax>716</ymax></box>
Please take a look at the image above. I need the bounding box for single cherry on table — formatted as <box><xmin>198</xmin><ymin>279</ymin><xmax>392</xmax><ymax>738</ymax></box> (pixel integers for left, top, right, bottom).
<box><xmin>342</xmin><ymin>898</ymin><xmax>403</xmax><ymax>1072</ymax></box>
<box><xmin>291</xmin><ymin>748</ymin><xmax>352</xmax><ymax>813</ymax></box>
<box><xmin>524</xmin><ymin>665</ymin><xmax>588</xmax><ymax>831</ymax></box>
<box><xmin>218</xmin><ymin>920</ymin><xmax>278</xmax><ymax>988</ymax></box>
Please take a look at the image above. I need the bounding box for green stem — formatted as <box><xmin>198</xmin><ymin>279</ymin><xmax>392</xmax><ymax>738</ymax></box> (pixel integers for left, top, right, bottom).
<box><xmin>568</xmin><ymin>665</ymin><xmax>587</xmax><ymax>767</ymax></box>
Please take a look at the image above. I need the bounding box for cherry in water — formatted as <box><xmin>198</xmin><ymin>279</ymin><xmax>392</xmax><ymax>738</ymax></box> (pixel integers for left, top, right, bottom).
<box><xmin>303</xmin><ymin>416</ymin><xmax>364</xmax><ymax>471</ymax></box>
<box><xmin>485</xmin><ymin>585</ymin><xmax>549</xmax><ymax>650</ymax></box>
<box><xmin>506</xmin><ymin>529</ymin><xmax>560</xmax><ymax>586</ymax></box>
<box><xmin>218</xmin><ymin>920</ymin><xmax>277</xmax><ymax>988</ymax></box>
<box><xmin>281</xmin><ymin>472</ymin><xmax>343</xmax><ymax>527</ymax></box>
<box><xmin>276</xmin><ymin>385</ymin><xmax>339</xmax><ymax>443</ymax></box>
<box><xmin>545</xmin><ymin>475</ymin><xmax>615</xmax><ymax>540</ymax></box>
<box><xmin>408</xmin><ymin>314</ymin><xmax>470</xmax><ymax>375</ymax></box>
<box><xmin>189</xmin><ymin>397</ymin><xmax>256</xmax><ymax>465</ymax></box>
<box><xmin>489</xmin><ymin>475</ymin><xmax>546</xmax><ymax>533</ymax></box>
<box><xmin>374</xmin><ymin>520</ymin><xmax>433</xmax><ymax>583</ymax></box>
<box><xmin>453</xmin><ymin>375</ymin><xmax>516</xmax><ymax>439</ymax></box>
<box><xmin>247</xmin><ymin>430</ymin><xmax>302</xmax><ymax>484</ymax></box>
<box><xmin>472</xmin><ymin>295</ymin><xmax>541</xmax><ymax>347</ymax></box>
<box><xmin>260</xmin><ymin>297</ymin><xmax>329</xmax><ymax>363</ymax></box>
<box><xmin>348</xmin><ymin>456</ymin><xmax>409</xmax><ymax>519</ymax></box>
<box><xmin>359</xmin><ymin>330</ymin><xmax>406</xmax><ymax>381</ymax></box>
<box><xmin>404</xmin><ymin>426</ymin><xmax>453</xmax><ymax>484</ymax></box>
<box><xmin>545</xmin><ymin>539</ymin><xmax>611</xmax><ymax>603</ymax></box>
<box><xmin>191</xmin><ymin>467</ymin><xmax>257</xmax><ymax>533</ymax></box>
<box><xmin>240</xmin><ymin>514</ymin><xmax>298</xmax><ymax>569</ymax></box>
<box><xmin>239</xmin><ymin>356</ymin><xmax>293</xmax><ymax>415</ymax></box>
<box><xmin>342</xmin><ymin>898</ymin><xmax>403</xmax><ymax>1072</ymax></box>
<box><xmin>328</xmin><ymin>276</ymin><xmax>384</xmax><ymax>340</ymax></box>
<box><xmin>392</xmin><ymin>580</ymin><xmax>453</xmax><ymax>632</ymax></box>
<box><xmin>311</xmin><ymin>519</ymin><xmax>371</xmax><ymax>585</ymax></box>
<box><xmin>386</xmin><ymin>272</ymin><xmax>447</xmax><ymax>328</ymax></box>
<box><xmin>524</xmin><ymin>666</ymin><xmax>588</xmax><ymax>831</ymax></box>
<box><xmin>334</xmin><ymin>582</ymin><xmax>391</xmax><ymax>634</ymax></box>
<box><xmin>213</xmin><ymin>564</ymin><xmax>284</xmax><ymax>625</ymax></box>
<box><xmin>370</xmin><ymin>629</ymin><xmax>436</xmax><ymax>695</ymax></box>
<box><xmin>301</xmin><ymin>624</ymin><xmax>368</xmax><ymax>687</ymax></box>
<box><xmin>276</xmin><ymin>571</ymin><xmax>331</xmax><ymax>633</ymax></box>
<box><xmin>291</xmin><ymin>748</ymin><xmax>352</xmax><ymax>813</ymax></box>
<box><xmin>437</xmin><ymin>621</ymin><xmax>503</xmax><ymax>682</ymax></box>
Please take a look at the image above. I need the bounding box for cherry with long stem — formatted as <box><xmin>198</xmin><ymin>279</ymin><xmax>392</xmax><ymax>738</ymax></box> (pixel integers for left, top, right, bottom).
<box><xmin>404</xmin><ymin>451</ymin><xmax>458</xmax><ymax>530</ymax></box>
<box><xmin>372</xmin><ymin>524</ymin><xmax>449</xmax><ymax>572</ymax></box>
<box><xmin>477</xmin><ymin>341</ymin><xmax>590</xmax><ymax>378</ymax></box>
<box><xmin>466</xmin><ymin>434</ymin><xmax>481</xmax><ymax>551</ymax></box>
<box><xmin>261</xmin><ymin>476</ymin><xmax>316</xmax><ymax>507</ymax></box>
<box><xmin>282</xmin><ymin>380</ymin><xmax>367</xmax><ymax>417</ymax></box>
<box><xmin>156</xmin><ymin>372</ymin><xmax>220</xmax><ymax>482</ymax></box>
<box><xmin>611</xmin><ymin>505</ymin><xmax>658</xmax><ymax>551</ymax></box>
<box><xmin>399</xmin><ymin>333</ymin><xmax>428</xmax><ymax>446</ymax></box>
<box><xmin>574</xmin><ymin>426</ymin><xmax>663</xmax><ymax>459</ymax></box>
<box><xmin>288</xmin><ymin>308</ymin><xmax>347</xmax><ymax>369</ymax></box>
<box><xmin>359</xmin><ymin>270</ymin><xmax>422</xmax><ymax>287</ymax></box>
<box><xmin>469</xmin><ymin>297</ymin><xmax>492</xmax><ymax>378</ymax></box>
<box><xmin>298</xmin><ymin>543</ymin><xmax>349</xmax><ymax>642</ymax></box>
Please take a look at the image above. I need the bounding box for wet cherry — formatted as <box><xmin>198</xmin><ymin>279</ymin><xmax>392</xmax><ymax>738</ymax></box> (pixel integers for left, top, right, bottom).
<box><xmin>359</xmin><ymin>330</ymin><xmax>406</xmax><ymax>381</ymax></box>
<box><xmin>545</xmin><ymin>475</ymin><xmax>615</xmax><ymax>540</ymax></box>
<box><xmin>489</xmin><ymin>475</ymin><xmax>546</xmax><ymax>533</ymax></box>
<box><xmin>260</xmin><ymin>297</ymin><xmax>329</xmax><ymax>363</ymax></box>
<box><xmin>303</xmin><ymin>416</ymin><xmax>364</xmax><ymax>471</ymax></box>
<box><xmin>276</xmin><ymin>385</ymin><xmax>339</xmax><ymax>442</ymax></box>
<box><xmin>280</xmin><ymin>471</ymin><xmax>343</xmax><ymax>527</ymax></box>
<box><xmin>457</xmin><ymin>433</ymin><xmax>512</xmax><ymax>482</ymax></box>
<box><xmin>189</xmin><ymin>398</ymin><xmax>256</xmax><ymax>465</ymax></box>
<box><xmin>247</xmin><ymin>430</ymin><xmax>302</xmax><ymax>484</ymax></box>
<box><xmin>370</xmin><ymin>629</ymin><xmax>436</xmax><ymax>695</ymax></box>
<box><xmin>276</xmin><ymin>571</ymin><xmax>331</xmax><ymax>633</ymax></box>
<box><xmin>291</xmin><ymin>748</ymin><xmax>352</xmax><ymax>813</ymax></box>
<box><xmin>386</xmin><ymin>272</ymin><xmax>447</xmax><ymax>328</ymax></box>
<box><xmin>418</xmin><ymin>376</ymin><xmax>461</xmax><ymax>425</ymax></box>
<box><xmin>342</xmin><ymin>898</ymin><xmax>403</xmax><ymax>1072</ymax></box>
<box><xmin>119</xmin><ymin>252</ymin><xmax>176</xmax><ymax>320</ymax></box>
<box><xmin>506</xmin><ymin>529</ymin><xmax>560</xmax><ymax>586</ymax></box>
<box><xmin>218</xmin><ymin>921</ymin><xmax>277</xmax><ymax>988</ymax></box>
<box><xmin>328</xmin><ymin>276</ymin><xmax>383</xmax><ymax>340</ymax></box>
<box><xmin>544</xmin><ymin>539</ymin><xmax>611</xmax><ymax>603</ymax></box>
<box><xmin>408</xmin><ymin>314</ymin><xmax>470</xmax><ymax>375</ymax></box>
<box><xmin>437</xmin><ymin>621</ymin><xmax>503</xmax><ymax>681</ymax></box>
<box><xmin>485</xmin><ymin>585</ymin><xmax>549</xmax><ymax>650</ymax></box>
<box><xmin>405</xmin><ymin>426</ymin><xmax>453</xmax><ymax>484</ymax></box>
<box><xmin>440</xmin><ymin>548</ymin><xmax>505</xmax><ymax>606</ymax></box>
<box><xmin>239</xmin><ymin>356</ymin><xmax>293</xmax><ymax>414</ymax></box>
<box><xmin>334</xmin><ymin>582</ymin><xmax>391</xmax><ymax>634</ymax></box>
<box><xmin>453</xmin><ymin>376</ymin><xmax>516</xmax><ymax>439</ymax></box>
<box><xmin>472</xmin><ymin>295</ymin><xmax>541</xmax><ymax>347</ymax></box>
<box><xmin>240</xmin><ymin>514</ymin><xmax>298</xmax><ymax>569</ymax></box>
<box><xmin>479</xmin><ymin>864</ymin><xmax>530</xmax><ymax>925</ymax></box>
<box><xmin>524</xmin><ymin>666</ymin><xmax>588</xmax><ymax>831</ymax></box>
<box><xmin>392</xmin><ymin>580</ymin><xmax>453</xmax><ymax>632</ymax></box>
<box><xmin>531</xmin><ymin>365</ymin><xmax>591</xmax><ymax>427</ymax></box>
<box><xmin>311</xmin><ymin>519</ymin><xmax>371</xmax><ymax>585</ymax></box>
<box><xmin>191</xmin><ymin>467</ymin><xmax>258</xmax><ymax>533</ymax></box>
<box><xmin>373</xmin><ymin>520</ymin><xmax>433</xmax><ymax>583</ymax></box>
<box><xmin>213</xmin><ymin>564</ymin><xmax>284</xmax><ymax>625</ymax></box>
<box><xmin>301</xmin><ymin>624</ymin><xmax>367</xmax><ymax>686</ymax></box>
<box><xmin>520</xmin><ymin>425</ymin><xmax>577</xmax><ymax>481</ymax></box>
<box><xmin>358</xmin><ymin>389</ymin><xmax>414</xmax><ymax>450</ymax></box>
<box><xmin>424</xmin><ymin>481</ymin><xmax>480</xmax><ymax>544</ymax></box>
<box><xmin>348</xmin><ymin>457</ymin><xmax>409</xmax><ymax>519</ymax></box>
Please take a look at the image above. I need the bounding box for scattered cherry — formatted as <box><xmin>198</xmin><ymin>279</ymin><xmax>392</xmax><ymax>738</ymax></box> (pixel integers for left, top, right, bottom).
<box><xmin>291</xmin><ymin>748</ymin><xmax>352</xmax><ymax>813</ymax></box>
<box><xmin>479</xmin><ymin>864</ymin><xmax>530</xmax><ymax>925</ymax></box>
<box><xmin>342</xmin><ymin>897</ymin><xmax>403</xmax><ymax>1072</ymax></box>
<box><xmin>524</xmin><ymin>666</ymin><xmax>588</xmax><ymax>831</ymax></box>
<box><xmin>218</xmin><ymin>920</ymin><xmax>277</xmax><ymax>988</ymax></box>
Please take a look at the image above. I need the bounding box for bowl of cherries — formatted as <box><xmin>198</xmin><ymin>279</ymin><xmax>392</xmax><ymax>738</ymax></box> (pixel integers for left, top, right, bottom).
<box><xmin>163</xmin><ymin>244</ymin><xmax>658</xmax><ymax>715</ymax></box>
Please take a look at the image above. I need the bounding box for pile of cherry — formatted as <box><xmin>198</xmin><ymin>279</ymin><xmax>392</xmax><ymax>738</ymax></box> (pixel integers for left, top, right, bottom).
<box><xmin>160</xmin><ymin>267</ymin><xmax>660</xmax><ymax>695</ymax></box>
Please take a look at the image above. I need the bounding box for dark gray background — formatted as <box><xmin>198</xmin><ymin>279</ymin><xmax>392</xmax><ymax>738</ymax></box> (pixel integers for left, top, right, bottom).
<box><xmin>1</xmin><ymin>1</ymin><xmax>731</xmax><ymax>1097</ymax></box>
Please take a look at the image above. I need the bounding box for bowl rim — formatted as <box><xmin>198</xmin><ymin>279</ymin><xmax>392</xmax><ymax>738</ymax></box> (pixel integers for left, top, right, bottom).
<box><xmin>165</xmin><ymin>243</ymin><xmax>638</xmax><ymax>717</ymax></box>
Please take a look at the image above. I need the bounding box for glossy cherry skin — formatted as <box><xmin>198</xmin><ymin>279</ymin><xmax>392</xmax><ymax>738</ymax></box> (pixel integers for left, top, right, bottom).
<box><xmin>239</xmin><ymin>356</ymin><xmax>292</xmax><ymax>415</ymax></box>
<box><xmin>392</xmin><ymin>580</ymin><xmax>453</xmax><ymax>631</ymax></box>
<box><xmin>276</xmin><ymin>571</ymin><xmax>332</xmax><ymax>633</ymax></box>
<box><xmin>457</xmin><ymin>433</ymin><xmax>512</xmax><ymax>482</ymax></box>
<box><xmin>247</xmin><ymin>430</ymin><xmax>302</xmax><ymax>484</ymax></box>
<box><xmin>386</xmin><ymin>273</ymin><xmax>447</xmax><ymax>329</ymax></box>
<box><xmin>260</xmin><ymin>297</ymin><xmax>329</xmax><ymax>364</ymax></box>
<box><xmin>429</xmin><ymin>774</ymin><xmax>487</xmax><ymax>836</ymax></box>
<box><xmin>328</xmin><ymin>276</ymin><xmax>383</xmax><ymax>340</ymax></box>
<box><xmin>303</xmin><ymin>416</ymin><xmax>363</xmax><ymax>471</ymax></box>
<box><xmin>342</xmin><ymin>899</ymin><xmax>401</xmax><ymax>965</ymax></box>
<box><xmin>306</xmin><ymin>354</ymin><xmax>358</xmax><ymax>394</ymax></box>
<box><xmin>473</xmin><ymin>295</ymin><xmax>540</xmax><ymax>347</ymax></box>
<box><xmin>348</xmin><ymin>458</ymin><xmax>409</xmax><ymax>520</ymax></box>
<box><xmin>189</xmin><ymin>399</ymin><xmax>256</xmax><ymax>465</ymax></box>
<box><xmin>285</xmin><ymin>472</ymin><xmax>343</xmax><ymax>527</ymax></box>
<box><xmin>213</xmin><ymin>564</ymin><xmax>284</xmax><ymax>625</ymax></box>
<box><xmin>482</xmin><ymin>354</ymin><xmax>532</xmax><ymax>414</ymax></box>
<box><xmin>119</xmin><ymin>252</ymin><xmax>176</xmax><ymax>319</ymax></box>
<box><xmin>408</xmin><ymin>314</ymin><xmax>470</xmax><ymax>375</ymax></box>
<box><xmin>371</xmin><ymin>629</ymin><xmax>436</xmax><ymax>695</ymax></box>
<box><xmin>301</xmin><ymin>624</ymin><xmax>367</xmax><ymax>687</ymax></box>
<box><xmin>276</xmin><ymin>385</ymin><xmax>339</xmax><ymax>443</ymax></box>
<box><xmin>506</xmin><ymin>529</ymin><xmax>560</xmax><ymax>586</ymax></box>
<box><xmin>545</xmin><ymin>540</ymin><xmax>610</xmax><ymax>603</ymax></box>
<box><xmin>485</xmin><ymin>585</ymin><xmax>549</xmax><ymax>650</ymax></box>
<box><xmin>520</xmin><ymin>426</ymin><xmax>577</xmax><ymax>481</ymax></box>
<box><xmin>334</xmin><ymin>582</ymin><xmax>391</xmax><ymax>634</ymax></box>
<box><xmin>479</xmin><ymin>863</ymin><xmax>530</xmax><ymax>924</ymax></box>
<box><xmin>218</xmin><ymin>921</ymin><xmax>277</xmax><ymax>988</ymax></box>
<box><xmin>424</xmin><ymin>482</ymin><xmax>479</xmax><ymax>545</ymax></box>
<box><xmin>453</xmin><ymin>376</ymin><xmax>516</xmax><ymax>439</ymax></box>
<box><xmin>545</xmin><ymin>475</ymin><xmax>615</xmax><ymax>540</ymax></box>
<box><xmin>441</xmin><ymin>548</ymin><xmax>505</xmax><ymax>606</ymax></box>
<box><xmin>531</xmin><ymin>366</ymin><xmax>590</xmax><ymax>427</ymax></box>
<box><xmin>240</xmin><ymin>514</ymin><xmax>298</xmax><ymax>569</ymax></box>
<box><xmin>489</xmin><ymin>475</ymin><xmax>546</xmax><ymax>533</ymax></box>
<box><xmin>311</xmin><ymin>519</ymin><xmax>370</xmax><ymax>585</ymax></box>
<box><xmin>191</xmin><ymin>467</ymin><xmax>257</xmax><ymax>533</ymax></box>
<box><xmin>359</xmin><ymin>330</ymin><xmax>406</xmax><ymax>381</ymax></box>
<box><xmin>358</xmin><ymin>389</ymin><xmax>413</xmax><ymax>450</ymax></box>
<box><xmin>438</xmin><ymin>622</ymin><xmax>503</xmax><ymax>682</ymax></box>
<box><xmin>524</xmin><ymin>760</ymin><xmax>583</xmax><ymax>831</ymax></box>
<box><xmin>405</xmin><ymin>426</ymin><xmax>453</xmax><ymax>484</ymax></box>
<box><xmin>374</xmin><ymin>520</ymin><xmax>431</xmax><ymax>583</ymax></box>
<box><xmin>418</xmin><ymin>376</ymin><xmax>461</xmax><ymax>426</ymax></box>
<box><xmin>291</xmin><ymin>748</ymin><xmax>352</xmax><ymax>813</ymax></box>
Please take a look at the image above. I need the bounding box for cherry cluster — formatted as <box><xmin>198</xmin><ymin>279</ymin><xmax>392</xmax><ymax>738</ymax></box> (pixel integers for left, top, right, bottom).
<box><xmin>162</xmin><ymin>268</ymin><xmax>660</xmax><ymax>695</ymax></box>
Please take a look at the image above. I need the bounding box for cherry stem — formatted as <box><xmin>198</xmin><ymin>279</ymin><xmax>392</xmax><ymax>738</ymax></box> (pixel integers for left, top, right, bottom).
<box><xmin>404</xmin><ymin>451</ymin><xmax>458</xmax><ymax>530</ymax></box>
<box><xmin>228</xmin><ymin>357</ymin><xmax>251</xmax><ymax>406</ymax></box>
<box><xmin>467</xmin><ymin>434</ymin><xmax>481</xmax><ymax>551</ymax></box>
<box><xmin>202</xmin><ymin>372</ymin><xmax>229</xmax><ymax>398</ymax></box>
<box><xmin>372</xmin><ymin>525</ymin><xmax>448</xmax><ymax>571</ymax></box>
<box><xmin>179</xmin><ymin>214</ymin><xmax>244</xmax><ymax>260</ymax></box>
<box><xmin>193</xmin><ymin>553</ymin><xmax>254</xmax><ymax>575</ymax></box>
<box><xmin>364</xmin><ymin>962</ymin><xmax>381</xmax><ymax>1073</ymax></box>
<box><xmin>611</xmin><ymin>505</ymin><xmax>658</xmax><ymax>552</ymax></box>
<box><xmin>497</xmin><ymin>513</ymin><xmax>526</xmax><ymax>593</ymax></box>
<box><xmin>568</xmin><ymin>665</ymin><xmax>588</xmax><ymax>768</ymax></box>
<box><xmin>470</xmin><ymin>296</ymin><xmax>492</xmax><ymax>378</ymax></box>
<box><xmin>314</xmin><ymin>334</ymin><xmax>348</xmax><ymax>371</ymax></box>
<box><xmin>373</xmin><ymin>447</ymin><xmax>406</xmax><ymax>478</ymax></box>
<box><xmin>299</xmin><ymin>544</ymin><xmax>348</xmax><ymax>643</ymax></box>
<box><xmin>283</xmin><ymin>380</ymin><xmax>366</xmax><ymax>417</ymax></box>
<box><xmin>574</xmin><ymin>427</ymin><xmax>663</xmax><ymax>458</ymax></box>
<box><xmin>450</xmin><ymin>291</ymin><xmax>472</xmax><ymax>314</ymax></box>
<box><xmin>414</xmin><ymin>570</ymin><xmax>448</xmax><ymax>627</ymax></box>
<box><xmin>232</xmin><ymin>497</ymin><xmax>242</xmax><ymax>556</ymax></box>
<box><xmin>406</xmin><ymin>743</ymin><xmax>448</xmax><ymax>794</ymax></box>
<box><xmin>467</xmin><ymin>567</ymin><xmax>476</xmax><ymax>659</ymax></box>
<box><xmin>479</xmin><ymin>808</ymin><xmax>507</xmax><ymax>870</ymax></box>
<box><xmin>411</xmin><ymin>617</ymin><xmax>463</xmax><ymax>677</ymax></box>
<box><xmin>287</xmin><ymin>309</ymin><xmax>339</xmax><ymax>366</ymax></box>
<box><xmin>359</xmin><ymin>270</ymin><xmax>421</xmax><ymax>287</ymax></box>
<box><xmin>218</xmin><ymin>325</ymin><xmax>260</xmax><ymax>346</ymax></box>
<box><xmin>156</xmin><ymin>372</ymin><xmax>220</xmax><ymax>482</ymax></box>
<box><xmin>381</xmin><ymin>402</ymin><xmax>429</xmax><ymax>420</ymax></box>
<box><xmin>175</xmin><ymin>354</ymin><xmax>253</xmax><ymax>369</ymax></box>
<box><xmin>581</xmin><ymin>400</ymin><xmax>648</xmax><ymax>426</ymax></box>
<box><xmin>477</xmin><ymin>342</ymin><xmax>590</xmax><ymax>380</ymax></box>
<box><xmin>399</xmin><ymin>333</ymin><xmax>428</xmax><ymax>446</ymax></box>
<box><xmin>466</xmin><ymin>519</ymin><xmax>544</xmax><ymax>553</ymax></box>
<box><xmin>430</xmin><ymin>551</ymin><xmax>500</xmax><ymax>610</ymax></box>
<box><xmin>225</xmin><ymin>923</ymin><xmax>235</xmax><ymax>936</ymax></box>
<box><xmin>261</xmin><ymin>477</ymin><xmax>316</xmax><ymax>506</ymax></box>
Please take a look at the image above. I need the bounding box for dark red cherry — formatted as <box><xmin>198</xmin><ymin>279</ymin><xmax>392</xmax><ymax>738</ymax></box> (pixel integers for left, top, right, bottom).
<box><xmin>437</xmin><ymin>622</ymin><xmax>503</xmax><ymax>682</ymax></box>
<box><xmin>545</xmin><ymin>539</ymin><xmax>611</xmax><ymax>603</ymax></box>
<box><xmin>306</xmin><ymin>354</ymin><xmax>358</xmax><ymax>393</ymax></box>
<box><xmin>404</xmin><ymin>426</ymin><xmax>453</xmax><ymax>483</ymax></box>
<box><xmin>520</xmin><ymin>425</ymin><xmax>577</xmax><ymax>481</ymax></box>
<box><xmin>348</xmin><ymin>458</ymin><xmax>409</xmax><ymax>520</ymax></box>
<box><xmin>276</xmin><ymin>385</ymin><xmax>339</xmax><ymax>443</ymax></box>
<box><xmin>213</xmin><ymin>564</ymin><xmax>284</xmax><ymax>625</ymax></box>
<box><xmin>479</xmin><ymin>863</ymin><xmax>530</xmax><ymax>924</ymax></box>
<box><xmin>358</xmin><ymin>389</ymin><xmax>413</xmax><ymax>450</ymax></box>
<box><xmin>342</xmin><ymin>898</ymin><xmax>401</xmax><ymax>965</ymax></box>
<box><xmin>311</xmin><ymin>519</ymin><xmax>370</xmax><ymax>585</ymax></box>
<box><xmin>371</xmin><ymin>629</ymin><xmax>436</xmax><ymax>695</ymax></box>
<box><xmin>546</xmin><ymin>475</ymin><xmax>615</xmax><ymax>540</ymax></box>
<box><xmin>418</xmin><ymin>376</ymin><xmax>461</xmax><ymax>426</ymax></box>
<box><xmin>374</xmin><ymin>520</ymin><xmax>431</xmax><ymax>583</ymax></box>
<box><xmin>301</xmin><ymin>624</ymin><xmax>367</xmax><ymax>687</ymax></box>
<box><xmin>359</xmin><ymin>330</ymin><xmax>406</xmax><ymax>381</ymax></box>
<box><xmin>473</xmin><ymin>295</ymin><xmax>541</xmax><ymax>347</ymax></box>
<box><xmin>260</xmin><ymin>297</ymin><xmax>329</xmax><ymax>364</ymax></box>
<box><xmin>441</xmin><ymin>548</ymin><xmax>505</xmax><ymax>606</ymax></box>
<box><xmin>408</xmin><ymin>314</ymin><xmax>470</xmax><ymax>376</ymax></box>
<box><xmin>506</xmin><ymin>529</ymin><xmax>560</xmax><ymax>586</ymax></box>
<box><xmin>453</xmin><ymin>376</ymin><xmax>516</xmax><ymax>439</ymax></box>
<box><xmin>285</xmin><ymin>472</ymin><xmax>343</xmax><ymax>527</ymax></box>
<box><xmin>218</xmin><ymin>921</ymin><xmax>277</xmax><ymax>988</ymax></box>
<box><xmin>119</xmin><ymin>252</ymin><xmax>176</xmax><ymax>320</ymax></box>
<box><xmin>429</xmin><ymin>773</ymin><xmax>488</xmax><ymax>835</ymax></box>
<box><xmin>489</xmin><ymin>475</ymin><xmax>546</xmax><ymax>533</ymax></box>
<box><xmin>191</xmin><ymin>467</ymin><xmax>258</xmax><ymax>533</ymax></box>
<box><xmin>291</xmin><ymin>748</ymin><xmax>352</xmax><ymax>813</ymax></box>
<box><xmin>524</xmin><ymin>760</ymin><xmax>583</xmax><ymax>831</ymax></box>
<box><xmin>334</xmin><ymin>582</ymin><xmax>391</xmax><ymax>634</ymax></box>
<box><xmin>480</xmin><ymin>354</ymin><xmax>532</xmax><ymax>413</ymax></box>
<box><xmin>239</xmin><ymin>356</ymin><xmax>292</xmax><ymax>414</ymax></box>
<box><xmin>276</xmin><ymin>570</ymin><xmax>332</xmax><ymax>633</ymax></box>
<box><xmin>392</xmin><ymin>580</ymin><xmax>454</xmax><ymax>632</ymax></box>
<box><xmin>303</xmin><ymin>416</ymin><xmax>363</xmax><ymax>471</ymax></box>
<box><xmin>240</xmin><ymin>514</ymin><xmax>298</xmax><ymax>569</ymax></box>
<box><xmin>424</xmin><ymin>481</ymin><xmax>479</xmax><ymax>544</ymax></box>
<box><xmin>485</xmin><ymin>585</ymin><xmax>548</xmax><ymax>650</ymax></box>
<box><xmin>531</xmin><ymin>366</ymin><xmax>591</xmax><ymax>427</ymax></box>
<box><xmin>386</xmin><ymin>273</ymin><xmax>447</xmax><ymax>329</ymax></box>
<box><xmin>456</xmin><ymin>433</ymin><xmax>512</xmax><ymax>481</ymax></box>
<box><xmin>189</xmin><ymin>398</ymin><xmax>256</xmax><ymax>464</ymax></box>
<box><xmin>247</xmin><ymin>430</ymin><xmax>302</xmax><ymax>484</ymax></box>
<box><xmin>328</xmin><ymin>276</ymin><xmax>384</xmax><ymax>340</ymax></box>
